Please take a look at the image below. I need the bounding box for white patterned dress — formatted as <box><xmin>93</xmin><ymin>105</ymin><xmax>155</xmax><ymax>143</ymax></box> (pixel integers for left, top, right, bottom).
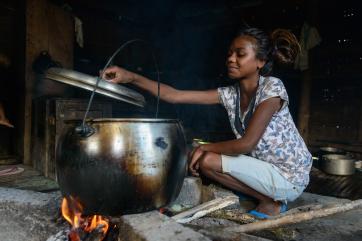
<box><xmin>217</xmin><ymin>76</ymin><xmax>312</xmax><ymax>187</ymax></box>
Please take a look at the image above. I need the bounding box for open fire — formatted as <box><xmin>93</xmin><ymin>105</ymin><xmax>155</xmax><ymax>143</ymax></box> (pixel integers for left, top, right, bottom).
<box><xmin>61</xmin><ymin>196</ymin><xmax>110</xmax><ymax>241</ymax></box>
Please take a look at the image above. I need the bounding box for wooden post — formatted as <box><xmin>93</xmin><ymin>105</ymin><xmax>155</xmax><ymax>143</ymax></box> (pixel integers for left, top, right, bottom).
<box><xmin>297</xmin><ymin>0</ymin><xmax>319</xmax><ymax>144</ymax></box>
<box><xmin>297</xmin><ymin>69</ymin><xmax>312</xmax><ymax>143</ymax></box>
<box><xmin>24</xmin><ymin>0</ymin><xmax>73</xmax><ymax>165</ymax></box>
<box><xmin>358</xmin><ymin>96</ymin><xmax>362</xmax><ymax>144</ymax></box>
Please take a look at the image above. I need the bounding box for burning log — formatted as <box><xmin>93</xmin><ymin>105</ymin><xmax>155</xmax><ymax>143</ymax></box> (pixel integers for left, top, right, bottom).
<box><xmin>69</xmin><ymin>224</ymin><xmax>106</xmax><ymax>241</ymax></box>
<box><xmin>85</xmin><ymin>225</ymin><xmax>109</xmax><ymax>241</ymax></box>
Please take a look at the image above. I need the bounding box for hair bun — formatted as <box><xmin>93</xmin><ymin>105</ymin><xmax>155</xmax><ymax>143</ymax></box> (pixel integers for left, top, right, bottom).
<box><xmin>270</xmin><ymin>29</ymin><xmax>300</xmax><ymax>65</ymax></box>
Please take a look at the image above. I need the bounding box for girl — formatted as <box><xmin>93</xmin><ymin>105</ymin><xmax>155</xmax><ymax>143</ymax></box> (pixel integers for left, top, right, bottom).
<box><xmin>102</xmin><ymin>27</ymin><xmax>312</xmax><ymax>218</ymax></box>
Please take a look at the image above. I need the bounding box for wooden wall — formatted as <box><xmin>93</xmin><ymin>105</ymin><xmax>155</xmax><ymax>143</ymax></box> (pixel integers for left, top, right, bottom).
<box><xmin>24</xmin><ymin>0</ymin><xmax>74</xmax><ymax>164</ymax></box>
<box><xmin>303</xmin><ymin>0</ymin><xmax>362</xmax><ymax>158</ymax></box>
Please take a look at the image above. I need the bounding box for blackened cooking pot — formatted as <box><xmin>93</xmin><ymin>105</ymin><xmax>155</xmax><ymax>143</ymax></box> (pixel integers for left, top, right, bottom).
<box><xmin>56</xmin><ymin>118</ymin><xmax>187</xmax><ymax>215</ymax></box>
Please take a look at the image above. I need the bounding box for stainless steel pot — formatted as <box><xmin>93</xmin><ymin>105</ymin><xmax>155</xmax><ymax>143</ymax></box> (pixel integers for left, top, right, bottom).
<box><xmin>56</xmin><ymin>118</ymin><xmax>187</xmax><ymax>215</ymax></box>
<box><xmin>315</xmin><ymin>147</ymin><xmax>346</xmax><ymax>167</ymax></box>
<box><xmin>318</xmin><ymin>147</ymin><xmax>345</xmax><ymax>161</ymax></box>
<box><xmin>320</xmin><ymin>154</ymin><xmax>355</xmax><ymax>176</ymax></box>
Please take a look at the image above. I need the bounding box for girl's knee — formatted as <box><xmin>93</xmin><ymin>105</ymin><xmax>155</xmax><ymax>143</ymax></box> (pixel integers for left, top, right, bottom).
<box><xmin>199</xmin><ymin>152</ymin><xmax>221</xmax><ymax>172</ymax></box>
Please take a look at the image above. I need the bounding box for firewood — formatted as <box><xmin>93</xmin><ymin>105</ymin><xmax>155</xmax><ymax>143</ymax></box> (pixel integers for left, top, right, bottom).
<box><xmin>83</xmin><ymin>224</ymin><xmax>107</xmax><ymax>241</ymax></box>
<box><xmin>219</xmin><ymin>199</ymin><xmax>362</xmax><ymax>233</ymax></box>
<box><xmin>172</xmin><ymin>196</ymin><xmax>239</xmax><ymax>223</ymax></box>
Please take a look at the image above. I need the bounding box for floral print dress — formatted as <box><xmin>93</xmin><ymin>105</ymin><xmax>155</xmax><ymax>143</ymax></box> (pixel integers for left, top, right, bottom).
<box><xmin>217</xmin><ymin>76</ymin><xmax>312</xmax><ymax>187</ymax></box>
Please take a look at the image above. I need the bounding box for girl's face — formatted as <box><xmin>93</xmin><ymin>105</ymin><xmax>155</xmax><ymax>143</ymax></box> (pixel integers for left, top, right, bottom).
<box><xmin>226</xmin><ymin>35</ymin><xmax>265</xmax><ymax>80</ymax></box>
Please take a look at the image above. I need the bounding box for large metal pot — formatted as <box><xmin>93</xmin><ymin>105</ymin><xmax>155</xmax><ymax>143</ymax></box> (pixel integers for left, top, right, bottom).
<box><xmin>56</xmin><ymin>118</ymin><xmax>187</xmax><ymax>215</ymax></box>
<box><xmin>320</xmin><ymin>154</ymin><xmax>355</xmax><ymax>176</ymax></box>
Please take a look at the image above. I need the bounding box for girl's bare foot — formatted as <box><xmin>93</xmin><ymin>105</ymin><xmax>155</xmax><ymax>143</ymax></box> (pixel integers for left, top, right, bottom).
<box><xmin>255</xmin><ymin>200</ymin><xmax>283</xmax><ymax>216</ymax></box>
<box><xmin>0</xmin><ymin>118</ymin><xmax>14</xmax><ymax>128</ymax></box>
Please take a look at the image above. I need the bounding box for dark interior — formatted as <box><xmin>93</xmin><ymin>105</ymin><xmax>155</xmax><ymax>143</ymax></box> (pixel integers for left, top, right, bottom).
<box><xmin>0</xmin><ymin>0</ymin><xmax>361</xmax><ymax>198</ymax></box>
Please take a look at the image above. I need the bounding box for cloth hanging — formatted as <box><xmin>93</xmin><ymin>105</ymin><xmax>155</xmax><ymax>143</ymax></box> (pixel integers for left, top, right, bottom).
<box><xmin>75</xmin><ymin>17</ymin><xmax>84</xmax><ymax>48</ymax></box>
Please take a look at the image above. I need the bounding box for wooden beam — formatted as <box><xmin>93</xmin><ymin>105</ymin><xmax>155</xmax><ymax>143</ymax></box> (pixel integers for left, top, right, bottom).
<box><xmin>297</xmin><ymin>69</ymin><xmax>312</xmax><ymax>143</ymax></box>
<box><xmin>297</xmin><ymin>0</ymin><xmax>319</xmax><ymax>144</ymax></box>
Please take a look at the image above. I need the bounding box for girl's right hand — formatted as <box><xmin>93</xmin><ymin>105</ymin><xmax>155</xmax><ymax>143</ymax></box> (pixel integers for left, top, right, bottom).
<box><xmin>101</xmin><ymin>66</ymin><xmax>135</xmax><ymax>84</ymax></box>
<box><xmin>188</xmin><ymin>147</ymin><xmax>204</xmax><ymax>177</ymax></box>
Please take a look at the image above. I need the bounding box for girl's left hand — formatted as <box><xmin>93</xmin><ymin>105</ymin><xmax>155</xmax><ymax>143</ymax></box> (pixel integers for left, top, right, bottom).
<box><xmin>188</xmin><ymin>146</ymin><xmax>204</xmax><ymax>177</ymax></box>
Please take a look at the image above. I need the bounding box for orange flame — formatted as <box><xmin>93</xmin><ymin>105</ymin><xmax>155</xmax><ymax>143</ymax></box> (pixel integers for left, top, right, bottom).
<box><xmin>61</xmin><ymin>196</ymin><xmax>109</xmax><ymax>240</ymax></box>
<box><xmin>61</xmin><ymin>196</ymin><xmax>83</xmax><ymax>228</ymax></box>
<box><xmin>84</xmin><ymin>215</ymin><xmax>109</xmax><ymax>234</ymax></box>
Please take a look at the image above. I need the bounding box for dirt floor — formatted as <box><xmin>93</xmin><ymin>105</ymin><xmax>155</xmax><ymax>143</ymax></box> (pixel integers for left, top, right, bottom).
<box><xmin>253</xmin><ymin>193</ymin><xmax>362</xmax><ymax>241</ymax></box>
<box><xmin>1</xmin><ymin>165</ymin><xmax>362</xmax><ymax>241</ymax></box>
<box><xmin>188</xmin><ymin>192</ymin><xmax>362</xmax><ymax>241</ymax></box>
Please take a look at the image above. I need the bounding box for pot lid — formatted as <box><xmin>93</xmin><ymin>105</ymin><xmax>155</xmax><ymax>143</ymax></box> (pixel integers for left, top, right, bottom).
<box><xmin>45</xmin><ymin>67</ymin><xmax>146</xmax><ymax>107</ymax></box>
<box><xmin>319</xmin><ymin>147</ymin><xmax>344</xmax><ymax>153</ymax></box>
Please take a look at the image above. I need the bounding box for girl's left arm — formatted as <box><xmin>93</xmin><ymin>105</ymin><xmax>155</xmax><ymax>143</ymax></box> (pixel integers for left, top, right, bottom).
<box><xmin>200</xmin><ymin>97</ymin><xmax>283</xmax><ymax>155</ymax></box>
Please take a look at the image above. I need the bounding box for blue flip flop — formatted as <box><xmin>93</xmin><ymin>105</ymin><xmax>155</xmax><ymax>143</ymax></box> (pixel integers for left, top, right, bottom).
<box><xmin>248</xmin><ymin>202</ymin><xmax>288</xmax><ymax>219</ymax></box>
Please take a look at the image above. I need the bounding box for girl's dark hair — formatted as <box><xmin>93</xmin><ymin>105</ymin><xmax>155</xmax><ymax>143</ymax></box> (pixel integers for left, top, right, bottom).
<box><xmin>236</xmin><ymin>27</ymin><xmax>301</xmax><ymax>76</ymax></box>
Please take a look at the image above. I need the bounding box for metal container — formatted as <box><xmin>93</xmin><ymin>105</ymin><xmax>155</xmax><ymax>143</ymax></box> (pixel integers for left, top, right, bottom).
<box><xmin>319</xmin><ymin>147</ymin><xmax>345</xmax><ymax>160</ymax></box>
<box><xmin>315</xmin><ymin>147</ymin><xmax>346</xmax><ymax>167</ymax></box>
<box><xmin>319</xmin><ymin>147</ymin><xmax>345</xmax><ymax>156</ymax></box>
<box><xmin>56</xmin><ymin>118</ymin><xmax>187</xmax><ymax>215</ymax></box>
<box><xmin>320</xmin><ymin>154</ymin><xmax>355</xmax><ymax>176</ymax></box>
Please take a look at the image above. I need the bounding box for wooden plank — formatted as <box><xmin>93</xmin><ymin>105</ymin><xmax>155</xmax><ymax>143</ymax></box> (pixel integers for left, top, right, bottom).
<box><xmin>359</xmin><ymin>95</ymin><xmax>362</xmax><ymax>143</ymax></box>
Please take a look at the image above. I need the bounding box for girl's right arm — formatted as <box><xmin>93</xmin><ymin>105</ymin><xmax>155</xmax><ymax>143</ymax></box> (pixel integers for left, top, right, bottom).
<box><xmin>102</xmin><ymin>66</ymin><xmax>219</xmax><ymax>105</ymax></box>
